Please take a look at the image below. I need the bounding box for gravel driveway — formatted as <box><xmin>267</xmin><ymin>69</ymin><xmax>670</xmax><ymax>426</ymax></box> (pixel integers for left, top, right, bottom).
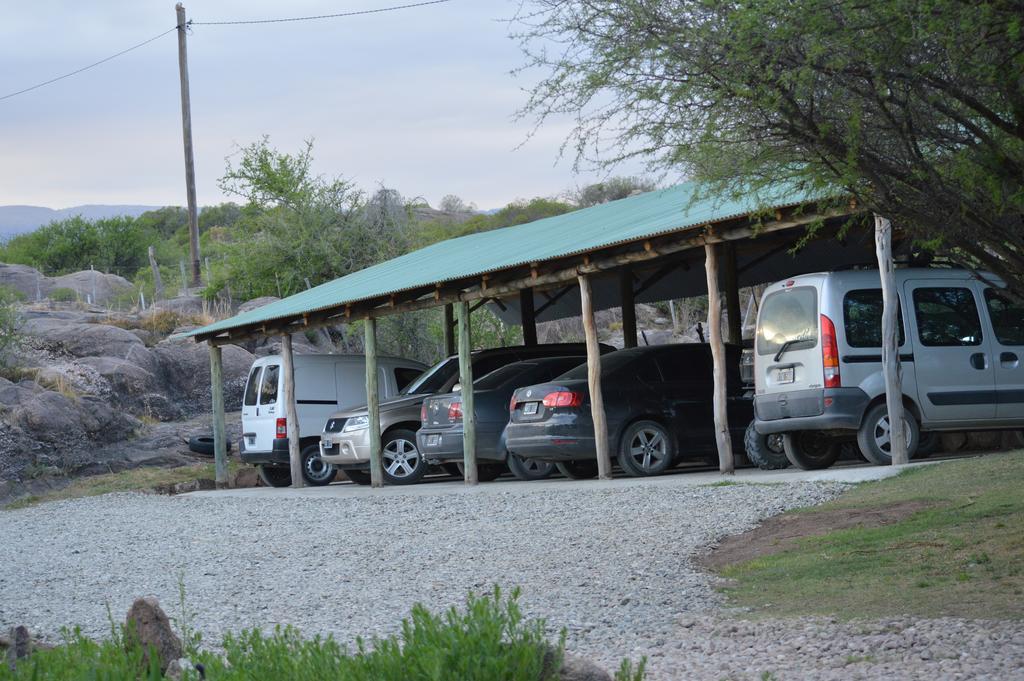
<box><xmin>1</xmin><ymin>476</ymin><xmax>1021</xmax><ymax>679</ymax></box>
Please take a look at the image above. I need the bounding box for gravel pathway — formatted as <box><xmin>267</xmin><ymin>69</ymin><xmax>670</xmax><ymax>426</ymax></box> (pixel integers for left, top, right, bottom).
<box><xmin>1</xmin><ymin>478</ymin><xmax>1021</xmax><ymax>679</ymax></box>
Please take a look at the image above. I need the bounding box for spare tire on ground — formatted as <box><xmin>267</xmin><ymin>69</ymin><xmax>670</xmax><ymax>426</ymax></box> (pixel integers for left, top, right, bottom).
<box><xmin>188</xmin><ymin>435</ymin><xmax>233</xmax><ymax>456</ymax></box>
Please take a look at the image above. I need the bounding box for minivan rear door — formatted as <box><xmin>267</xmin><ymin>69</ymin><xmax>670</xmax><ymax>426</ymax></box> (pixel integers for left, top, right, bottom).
<box><xmin>241</xmin><ymin>365</ymin><xmax>262</xmax><ymax>449</ymax></box>
<box><xmin>904</xmin><ymin>280</ymin><xmax>996</xmax><ymax>422</ymax></box>
<box><xmin>252</xmin><ymin>364</ymin><xmax>281</xmax><ymax>452</ymax></box>
<box><xmin>756</xmin><ymin>284</ymin><xmax>822</xmax><ymax>397</ymax></box>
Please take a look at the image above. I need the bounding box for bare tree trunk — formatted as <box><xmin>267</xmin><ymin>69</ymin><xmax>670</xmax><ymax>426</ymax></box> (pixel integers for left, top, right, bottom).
<box><xmin>875</xmin><ymin>215</ymin><xmax>909</xmax><ymax>465</ymax></box>
<box><xmin>281</xmin><ymin>334</ymin><xmax>304</xmax><ymax>488</ymax></box>
<box><xmin>458</xmin><ymin>301</ymin><xmax>478</xmax><ymax>484</ymax></box>
<box><xmin>579</xmin><ymin>274</ymin><xmax>612</xmax><ymax>479</ymax></box>
<box><xmin>705</xmin><ymin>243</ymin><xmax>735</xmax><ymax>474</ymax></box>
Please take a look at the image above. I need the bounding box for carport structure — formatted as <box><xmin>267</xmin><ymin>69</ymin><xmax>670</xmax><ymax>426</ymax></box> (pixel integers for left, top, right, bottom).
<box><xmin>179</xmin><ymin>181</ymin><xmax>888</xmax><ymax>488</ymax></box>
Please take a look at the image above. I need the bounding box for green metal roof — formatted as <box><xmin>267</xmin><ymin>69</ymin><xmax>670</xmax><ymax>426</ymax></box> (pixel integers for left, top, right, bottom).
<box><xmin>180</xmin><ymin>180</ymin><xmax>823</xmax><ymax>340</ymax></box>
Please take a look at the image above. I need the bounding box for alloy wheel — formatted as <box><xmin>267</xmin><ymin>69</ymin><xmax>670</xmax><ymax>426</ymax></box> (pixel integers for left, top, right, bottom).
<box><xmin>628</xmin><ymin>427</ymin><xmax>669</xmax><ymax>472</ymax></box>
<box><xmin>383</xmin><ymin>438</ymin><xmax>420</xmax><ymax>478</ymax></box>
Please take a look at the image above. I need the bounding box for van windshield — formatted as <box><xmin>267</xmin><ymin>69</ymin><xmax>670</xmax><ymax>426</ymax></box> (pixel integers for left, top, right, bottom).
<box><xmin>757</xmin><ymin>287</ymin><xmax>818</xmax><ymax>357</ymax></box>
<box><xmin>400</xmin><ymin>357</ymin><xmax>458</xmax><ymax>395</ymax></box>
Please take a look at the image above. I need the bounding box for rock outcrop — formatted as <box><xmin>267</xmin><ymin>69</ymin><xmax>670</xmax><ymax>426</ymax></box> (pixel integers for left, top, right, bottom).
<box><xmin>0</xmin><ymin>263</ymin><xmax>132</xmax><ymax>305</ymax></box>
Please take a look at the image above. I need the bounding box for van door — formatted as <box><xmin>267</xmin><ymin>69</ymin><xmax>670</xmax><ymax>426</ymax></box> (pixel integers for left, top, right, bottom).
<box><xmin>252</xmin><ymin>364</ymin><xmax>281</xmax><ymax>452</ymax></box>
<box><xmin>981</xmin><ymin>288</ymin><xmax>1024</xmax><ymax>420</ymax></box>
<box><xmin>904</xmin><ymin>280</ymin><xmax>996</xmax><ymax>423</ymax></box>
<box><xmin>335</xmin><ymin>361</ymin><xmax>369</xmax><ymax>411</ymax></box>
<box><xmin>241</xmin><ymin>365</ymin><xmax>262</xmax><ymax>449</ymax></box>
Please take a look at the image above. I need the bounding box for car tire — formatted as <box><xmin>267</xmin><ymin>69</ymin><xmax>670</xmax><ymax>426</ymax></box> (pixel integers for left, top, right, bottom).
<box><xmin>617</xmin><ymin>420</ymin><xmax>674</xmax><ymax>476</ymax></box>
<box><xmin>381</xmin><ymin>429</ymin><xmax>428</xmax><ymax>485</ymax></box>
<box><xmin>915</xmin><ymin>431</ymin><xmax>939</xmax><ymax>459</ymax></box>
<box><xmin>343</xmin><ymin>469</ymin><xmax>372</xmax><ymax>485</ymax></box>
<box><xmin>456</xmin><ymin>462</ymin><xmax>504</xmax><ymax>482</ymax></box>
<box><xmin>257</xmin><ymin>465</ymin><xmax>291</xmax><ymax>488</ymax></box>
<box><xmin>300</xmin><ymin>443</ymin><xmax>336</xmax><ymax>486</ymax></box>
<box><xmin>555</xmin><ymin>460</ymin><xmax>599</xmax><ymax>479</ymax></box>
<box><xmin>857</xmin><ymin>403</ymin><xmax>920</xmax><ymax>466</ymax></box>
<box><xmin>188</xmin><ymin>435</ymin><xmax>232</xmax><ymax>457</ymax></box>
<box><xmin>743</xmin><ymin>422</ymin><xmax>790</xmax><ymax>470</ymax></box>
<box><xmin>506</xmin><ymin>454</ymin><xmax>555</xmax><ymax>481</ymax></box>
<box><xmin>782</xmin><ymin>431</ymin><xmax>841</xmax><ymax>470</ymax></box>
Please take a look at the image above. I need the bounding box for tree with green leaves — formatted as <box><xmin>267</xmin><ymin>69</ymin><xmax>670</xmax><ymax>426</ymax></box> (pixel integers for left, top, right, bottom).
<box><xmin>569</xmin><ymin>176</ymin><xmax>657</xmax><ymax>207</ymax></box>
<box><xmin>517</xmin><ymin>0</ymin><xmax>1024</xmax><ymax>291</ymax></box>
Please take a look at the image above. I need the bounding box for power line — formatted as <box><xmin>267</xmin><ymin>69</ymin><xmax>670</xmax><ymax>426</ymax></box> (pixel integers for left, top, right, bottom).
<box><xmin>192</xmin><ymin>0</ymin><xmax>454</xmax><ymax>26</ymax></box>
<box><xmin>0</xmin><ymin>26</ymin><xmax>178</xmax><ymax>103</ymax></box>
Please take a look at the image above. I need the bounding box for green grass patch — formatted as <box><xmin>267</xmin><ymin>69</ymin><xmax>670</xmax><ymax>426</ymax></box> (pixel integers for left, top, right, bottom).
<box><xmin>4</xmin><ymin>460</ymin><xmax>241</xmax><ymax>510</ymax></box>
<box><xmin>718</xmin><ymin>452</ymin><xmax>1024</xmax><ymax>619</ymax></box>
<box><xmin>0</xmin><ymin>588</ymin><xmax>646</xmax><ymax>681</ymax></box>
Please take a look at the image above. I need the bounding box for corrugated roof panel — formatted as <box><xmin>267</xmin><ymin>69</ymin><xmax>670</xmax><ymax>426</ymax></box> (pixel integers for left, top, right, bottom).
<box><xmin>180</xmin><ymin>180</ymin><xmax>821</xmax><ymax>339</ymax></box>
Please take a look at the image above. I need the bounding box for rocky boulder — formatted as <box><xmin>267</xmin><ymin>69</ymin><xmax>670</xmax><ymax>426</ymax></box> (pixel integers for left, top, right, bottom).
<box><xmin>51</xmin><ymin>270</ymin><xmax>133</xmax><ymax>305</ymax></box>
<box><xmin>125</xmin><ymin>597</ymin><xmax>182</xmax><ymax>674</ymax></box>
<box><xmin>21</xmin><ymin>319</ymin><xmax>150</xmax><ymax>362</ymax></box>
<box><xmin>151</xmin><ymin>338</ymin><xmax>255</xmax><ymax>414</ymax></box>
<box><xmin>0</xmin><ymin>264</ymin><xmax>50</xmax><ymax>300</ymax></box>
<box><xmin>237</xmin><ymin>296</ymin><xmax>279</xmax><ymax>314</ymax></box>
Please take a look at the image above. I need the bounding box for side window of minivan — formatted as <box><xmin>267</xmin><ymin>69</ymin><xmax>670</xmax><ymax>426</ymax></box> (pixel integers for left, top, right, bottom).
<box><xmin>260</xmin><ymin>365</ymin><xmax>280</xmax><ymax>405</ymax></box>
<box><xmin>843</xmin><ymin>289</ymin><xmax>906</xmax><ymax>347</ymax></box>
<box><xmin>912</xmin><ymin>288</ymin><xmax>983</xmax><ymax>346</ymax></box>
<box><xmin>243</xmin><ymin>367</ymin><xmax>260</xmax><ymax>407</ymax></box>
<box><xmin>984</xmin><ymin>289</ymin><xmax>1024</xmax><ymax>345</ymax></box>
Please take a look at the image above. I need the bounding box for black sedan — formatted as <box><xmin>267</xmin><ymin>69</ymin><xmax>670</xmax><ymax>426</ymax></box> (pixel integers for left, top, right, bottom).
<box><xmin>417</xmin><ymin>356</ymin><xmax>590</xmax><ymax>481</ymax></box>
<box><xmin>505</xmin><ymin>344</ymin><xmax>752</xmax><ymax>478</ymax></box>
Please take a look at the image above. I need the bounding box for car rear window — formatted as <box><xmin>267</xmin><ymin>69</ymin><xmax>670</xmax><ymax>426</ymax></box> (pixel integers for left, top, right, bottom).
<box><xmin>757</xmin><ymin>287</ymin><xmax>818</xmax><ymax>356</ymax></box>
<box><xmin>243</xmin><ymin>367</ymin><xmax>260</xmax><ymax>406</ymax></box>
<box><xmin>259</xmin><ymin>365</ymin><xmax>279</xmax><ymax>405</ymax></box>
<box><xmin>559</xmin><ymin>351</ymin><xmax>637</xmax><ymax>380</ymax></box>
<box><xmin>843</xmin><ymin>289</ymin><xmax>906</xmax><ymax>348</ymax></box>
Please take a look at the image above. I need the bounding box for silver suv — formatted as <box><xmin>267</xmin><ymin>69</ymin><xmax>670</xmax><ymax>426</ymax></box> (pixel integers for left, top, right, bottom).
<box><xmin>753</xmin><ymin>268</ymin><xmax>1024</xmax><ymax>469</ymax></box>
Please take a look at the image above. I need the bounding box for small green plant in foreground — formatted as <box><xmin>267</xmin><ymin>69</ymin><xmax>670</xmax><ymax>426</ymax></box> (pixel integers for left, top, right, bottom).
<box><xmin>0</xmin><ymin>588</ymin><xmax>646</xmax><ymax>681</ymax></box>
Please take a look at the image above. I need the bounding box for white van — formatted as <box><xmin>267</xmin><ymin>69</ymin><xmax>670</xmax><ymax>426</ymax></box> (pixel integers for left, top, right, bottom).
<box><xmin>240</xmin><ymin>354</ymin><xmax>426</xmax><ymax>487</ymax></box>
<box><xmin>754</xmin><ymin>268</ymin><xmax>1024</xmax><ymax>469</ymax></box>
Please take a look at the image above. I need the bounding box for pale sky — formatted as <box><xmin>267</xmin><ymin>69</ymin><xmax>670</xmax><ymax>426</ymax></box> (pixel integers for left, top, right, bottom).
<box><xmin>0</xmin><ymin>0</ymin><xmax>649</xmax><ymax>210</ymax></box>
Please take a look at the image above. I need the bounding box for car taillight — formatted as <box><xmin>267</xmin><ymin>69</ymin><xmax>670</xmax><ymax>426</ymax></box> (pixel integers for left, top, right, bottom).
<box><xmin>420</xmin><ymin>403</ymin><xmax>427</xmax><ymax>422</ymax></box>
<box><xmin>276</xmin><ymin>417</ymin><xmax>287</xmax><ymax>438</ymax></box>
<box><xmin>448</xmin><ymin>400</ymin><xmax>463</xmax><ymax>421</ymax></box>
<box><xmin>821</xmin><ymin>313</ymin><xmax>841</xmax><ymax>388</ymax></box>
<box><xmin>509</xmin><ymin>395</ymin><xmax>518</xmax><ymax>413</ymax></box>
<box><xmin>542</xmin><ymin>391</ymin><xmax>583</xmax><ymax>408</ymax></box>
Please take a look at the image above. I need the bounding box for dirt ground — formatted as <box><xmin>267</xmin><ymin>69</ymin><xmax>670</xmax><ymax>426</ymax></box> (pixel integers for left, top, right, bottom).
<box><xmin>697</xmin><ymin>499</ymin><xmax>933</xmax><ymax>571</ymax></box>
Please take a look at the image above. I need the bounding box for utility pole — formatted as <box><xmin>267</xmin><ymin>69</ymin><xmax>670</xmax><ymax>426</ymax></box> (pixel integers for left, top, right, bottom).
<box><xmin>176</xmin><ymin>3</ymin><xmax>201</xmax><ymax>288</ymax></box>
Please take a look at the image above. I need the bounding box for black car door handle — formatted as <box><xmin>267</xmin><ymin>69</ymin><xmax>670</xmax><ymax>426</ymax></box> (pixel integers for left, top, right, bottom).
<box><xmin>1001</xmin><ymin>352</ymin><xmax>1019</xmax><ymax>367</ymax></box>
<box><xmin>970</xmin><ymin>353</ymin><xmax>988</xmax><ymax>370</ymax></box>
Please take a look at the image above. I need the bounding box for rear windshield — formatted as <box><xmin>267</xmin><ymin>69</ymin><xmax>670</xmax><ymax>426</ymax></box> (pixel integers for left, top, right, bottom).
<box><xmin>475</xmin><ymin>362</ymin><xmax>537</xmax><ymax>390</ymax></box>
<box><xmin>400</xmin><ymin>357</ymin><xmax>458</xmax><ymax>395</ymax></box>
<box><xmin>243</xmin><ymin>367</ymin><xmax>260</xmax><ymax>406</ymax></box>
<box><xmin>559</xmin><ymin>351</ymin><xmax>637</xmax><ymax>380</ymax></box>
<box><xmin>757</xmin><ymin>287</ymin><xmax>818</xmax><ymax>356</ymax></box>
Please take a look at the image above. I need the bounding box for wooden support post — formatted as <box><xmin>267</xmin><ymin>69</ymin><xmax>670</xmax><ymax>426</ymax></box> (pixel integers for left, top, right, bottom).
<box><xmin>457</xmin><ymin>301</ymin><xmax>478</xmax><ymax>484</ymax></box>
<box><xmin>704</xmin><ymin>243</ymin><xmax>735</xmax><ymax>474</ymax></box>
<box><xmin>443</xmin><ymin>303</ymin><xmax>456</xmax><ymax>356</ymax></box>
<box><xmin>875</xmin><ymin>215</ymin><xmax>908</xmax><ymax>465</ymax></box>
<box><xmin>579</xmin><ymin>274</ymin><xmax>612</xmax><ymax>479</ymax></box>
<box><xmin>280</xmin><ymin>334</ymin><xmax>303</xmax><ymax>488</ymax></box>
<box><xmin>208</xmin><ymin>344</ymin><xmax>228</xmax><ymax>488</ymax></box>
<box><xmin>365</xmin><ymin>318</ymin><xmax>384</xmax><ymax>487</ymax></box>
<box><xmin>520</xmin><ymin>288</ymin><xmax>538</xmax><ymax>346</ymax></box>
<box><xmin>175</xmin><ymin>3</ymin><xmax>201</xmax><ymax>288</ymax></box>
<box><xmin>619</xmin><ymin>268</ymin><xmax>637</xmax><ymax>348</ymax></box>
<box><xmin>723</xmin><ymin>243</ymin><xmax>742</xmax><ymax>345</ymax></box>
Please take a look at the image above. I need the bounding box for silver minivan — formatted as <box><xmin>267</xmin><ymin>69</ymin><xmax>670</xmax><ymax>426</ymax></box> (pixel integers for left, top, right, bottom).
<box><xmin>753</xmin><ymin>268</ymin><xmax>1024</xmax><ymax>469</ymax></box>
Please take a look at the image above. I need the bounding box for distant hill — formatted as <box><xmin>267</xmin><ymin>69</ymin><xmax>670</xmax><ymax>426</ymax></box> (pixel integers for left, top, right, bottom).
<box><xmin>0</xmin><ymin>204</ymin><xmax>163</xmax><ymax>239</ymax></box>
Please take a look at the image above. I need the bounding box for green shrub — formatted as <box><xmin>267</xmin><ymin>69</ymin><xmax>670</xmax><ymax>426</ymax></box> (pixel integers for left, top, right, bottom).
<box><xmin>0</xmin><ymin>285</ymin><xmax>26</xmax><ymax>303</ymax></box>
<box><xmin>49</xmin><ymin>287</ymin><xmax>78</xmax><ymax>303</ymax></box>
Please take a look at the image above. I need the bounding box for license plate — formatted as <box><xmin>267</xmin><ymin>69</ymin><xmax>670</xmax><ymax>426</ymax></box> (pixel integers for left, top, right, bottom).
<box><xmin>426</xmin><ymin>434</ymin><xmax>440</xmax><ymax>446</ymax></box>
<box><xmin>777</xmin><ymin>367</ymin><xmax>795</xmax><ymax>384</ymax></box>
<box><xmin>523</xmin><ymin>402</ymin><xmax>539</xmax><ymax>415</ymax></box>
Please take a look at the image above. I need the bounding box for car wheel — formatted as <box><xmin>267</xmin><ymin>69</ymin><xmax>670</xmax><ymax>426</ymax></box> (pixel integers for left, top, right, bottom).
<box><xmin>856</xmin><ymin>403</ymin><xmax>920</xmax><ymax>466</ymax></box>
<box><xmin>343</xmin><ymin>469</ymin><xmax>371</xmax><ymax>485</ymax></box>
<box><xmin>782</xmin><ymin>431</ymin><xmax>841</xmax><ymax>470</ymax></box>
<box><xmin>299</xmin><ymin>443</ymin><xmax>336</xmax><ymax>486</ymax></box>
<box><xmin>257</xmin><ymin>465</ymin><xmax>291</xmax><ymax>487</ymax></box>
<box><xmin>555</xmin><ymin>460</ymin><xmax>599</xmax><ymax>479</ymax></box>
<box><xmin>381</xmin><ymin>429</ymin><xmax>428</xmax><ymax>485</ymax></box>
<box><xmin>506</xmin><ymin>454</ymin><xmax>555</xmax><ymax>481</ymax></box>
<box><xmin>743</xmin><ymin>422</ymin><xmax>790</xmax><ymax>470</ymax></box>
<box><xmin>456</xmin><ymin>462</ymin><xmax>504</xmax><ymax>482</ymax></box>
<box><xmin>617</xmin><ymin>420</ymin><xmax>674</xmax><ymax>476</ymax></box>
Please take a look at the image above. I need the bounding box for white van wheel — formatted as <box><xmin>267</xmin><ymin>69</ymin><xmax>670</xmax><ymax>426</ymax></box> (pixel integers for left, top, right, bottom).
<box><xmin>782</xmin><ymin>431</ymin><xmax>841</xmax><ymax>470</ymax></box>
<box><xmin>381</xmin><ymin>429</ymin><xmax>428</xmax><ymax>485</ymax></box>
<box><xmin>856</xmin><ymin>404</ymin><xmax>919</xmax><ymax>466</ymax></box>
<box><xmin>744</xmin><ymin>422</ymin><xmax>790</xmax><ymax>470</ymax></box>
<box><xmin>301</xmin><ymin>443</ymin><xmax>337</xmax><ymax>486</ymax></box>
